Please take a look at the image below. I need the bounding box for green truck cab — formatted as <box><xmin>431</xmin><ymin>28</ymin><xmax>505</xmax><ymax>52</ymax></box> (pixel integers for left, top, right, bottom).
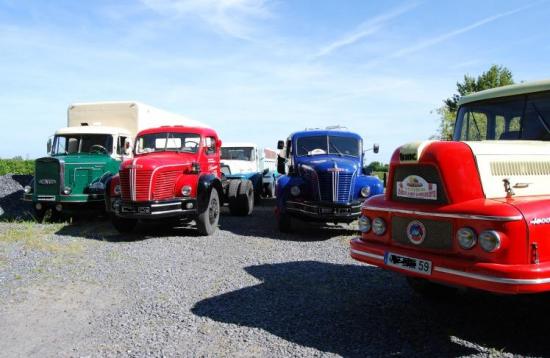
<box><xmin>24</xmin><ymin>101</ymin><xmax>202</xmax><ymax>221</ymax></box>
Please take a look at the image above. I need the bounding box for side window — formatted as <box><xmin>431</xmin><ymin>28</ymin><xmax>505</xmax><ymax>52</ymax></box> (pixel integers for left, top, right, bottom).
<box><xmin>205</xmin><ymin>137</ymin><xmax>217</xmax><ymax>155</ymax></box>
<box><xmin>117</xmin><ymin>136</ymin><xmax>127</xmax><ymax>155</ymax></box>
<box><xmin>56</xmin><ymin>137</ymin><xmax>67</xmax><ymax>154</ymax></box>
<box><xmin>495</xmin><ymin>115</ymin><xmax>505</xmax><ymax>140</ymax></box>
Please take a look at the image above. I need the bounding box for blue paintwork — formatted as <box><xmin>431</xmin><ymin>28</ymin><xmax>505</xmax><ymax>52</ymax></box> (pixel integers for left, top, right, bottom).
<box><xmin>225</xmin><ymin>172</ymin><xmax>264</xmax><ymax>193</ymax></box>
<box><xmin>276</xmin><ymin>129</ymin><xmax>383</xmax><ymax>221</ymax></box>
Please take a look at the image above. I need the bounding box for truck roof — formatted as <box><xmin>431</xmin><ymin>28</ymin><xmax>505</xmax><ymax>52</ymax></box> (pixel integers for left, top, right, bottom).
<box><xmin>67</xmin><ymin>101</ymin><xmax>210</xmax><ymax>137</ymax></box>
<box><xmin>55</xmin><ymin>125</ymin><xmax>132</xmax><ymax>136</ymax></box>
<box><xmin>222</xmin><ymin>142</ymin><xmax>257</xmax><ymax>148</ymax></box>
<box><xmin>458</xmin><ymin>79</ymin><xmax>550</xmax><ymax>106</ymax></box>
<box><xmin>290</xmin><ymin>129</ymin><xmax>362</xmax><ymax>140</ymax></box>
<box><xmin>137</xmin><ymin>125</ymin><xmax>218</xmax><ymax>138</ymax></box>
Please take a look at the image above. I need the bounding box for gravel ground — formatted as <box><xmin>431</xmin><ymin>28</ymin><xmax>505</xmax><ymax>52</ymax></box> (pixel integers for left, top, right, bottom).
<box><xmin>0</xmin><ymin>174</ymin><xmax>33</xmax><ymax>220</ymax></box>
<box><xmin>1</xmin><ymin>184</ymin><xmax>549</xmax><ymax>357</ymax></box>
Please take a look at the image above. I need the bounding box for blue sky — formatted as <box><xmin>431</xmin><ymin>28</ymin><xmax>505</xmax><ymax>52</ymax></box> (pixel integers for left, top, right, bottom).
<box><xmin>1</xmin><ymin>0</ymin><xmax>549</xmax><ymax>162</ymax></box>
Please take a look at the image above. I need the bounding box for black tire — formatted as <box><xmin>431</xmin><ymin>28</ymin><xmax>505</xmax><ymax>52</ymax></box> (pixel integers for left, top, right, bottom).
<box><xmin>228</xmin><ymin>180</ymin><xmax>254</xmax><ymax>216</ymax></box>
<box><xmin>263</xmin><ymin>182</ymin><xmax>274</xmax><ymax>198</ymax></box>
<box><xmin>196</xmin><ymin>188</ymin><xmax>220</xmax><ymax>236</ymax></box>
<box><xmin>112</xmin><ymin>216</ymin><xmax>137</xmax><ymax>233</ymax></box>
<box><xmin>33</xmin><ymin>207</ymin><xmax>46</xmax><ymax>223</ymax></box>
<box><xmin>406</xmin><ymin>277</ymin><xmax>458</xmax><ymax>299</ymax></box>
<box><xmin>278</xmin><ymin>212</ymin><xmax>292</xmax><ymax>233</ymax></box>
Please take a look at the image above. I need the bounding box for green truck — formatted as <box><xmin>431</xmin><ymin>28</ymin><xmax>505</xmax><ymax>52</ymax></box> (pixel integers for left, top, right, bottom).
<box><xmin>23</xmin><ymin>101</ymin><xmax>204</xmax><ymax>221</ymax></box>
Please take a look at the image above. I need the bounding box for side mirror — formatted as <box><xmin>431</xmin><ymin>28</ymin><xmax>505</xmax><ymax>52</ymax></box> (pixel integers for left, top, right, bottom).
<box><xmin>262</xmin><ymin>168</ymin><xmax>269</xmax><ymax>175</ymax></box>
<box><xmin>277</xmin><ymin>140</ymin><xmax>284</xmax><ymax>150</ymax></box>
<box><xmin>47</xmin><ymin>138</ymin><xmax>52</xmax><ymax>155</ymax></box>
<box><xmin>218</xmin><ymin>139</ymin><xmax>223</xmax><ymax>148</ymax></box>
<box><xmin>277</xmin><ymin>155</ymin><xmax>286</xmax><ymax>175</ymax></box>
<box><xmin>373</xmin><ymin>143</ymin><xmax>379</xmax><ymax>154</ymax></box>
<box><xmin>124</xmin><ymin>139</ymin><xmax>132</xmax><ymax>155</ymax></box>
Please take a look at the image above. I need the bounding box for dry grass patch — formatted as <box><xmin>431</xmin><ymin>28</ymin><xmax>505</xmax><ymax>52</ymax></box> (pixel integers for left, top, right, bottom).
<box><xmin>0</xmin><ymin>222</ymin><xmax>83</xmax><ymax>254</ymax></box>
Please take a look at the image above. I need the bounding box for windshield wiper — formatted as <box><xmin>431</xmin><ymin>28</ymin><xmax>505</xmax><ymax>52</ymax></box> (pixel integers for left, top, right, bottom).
<box><xmin>329</xmin><ymin>142</ymin><xmax>344</xmax><ymax>156</ymax></box>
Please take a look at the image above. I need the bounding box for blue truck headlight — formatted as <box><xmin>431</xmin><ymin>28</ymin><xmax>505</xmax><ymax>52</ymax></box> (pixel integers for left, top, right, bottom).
<box><xmin>290</xmin><ymin>185</ymin><xmax>301</xmax><ymax>196</ymax></box>
<box><xmin>358</xmin><ymin>216</ymin><xmax>371</xmax><ymax>233</ymax></box>
<box><xmin>360</xmin><ymin>186</ymin><xmax>371</xmax><ymax>197</ymax></box>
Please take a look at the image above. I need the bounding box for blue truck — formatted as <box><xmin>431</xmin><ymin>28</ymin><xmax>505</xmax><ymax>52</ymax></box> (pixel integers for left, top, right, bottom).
<box><xmin>275</xmin><ymin>127</ymin><xmax>383</xmax><ymax>232</ymax></box>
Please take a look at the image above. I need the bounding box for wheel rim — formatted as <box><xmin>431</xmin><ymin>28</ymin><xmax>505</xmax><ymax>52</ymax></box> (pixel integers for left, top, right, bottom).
<box><xmin>209</xmin><ymin>197</ymin><xmax>219</xmax><ymax>224</ymax></box>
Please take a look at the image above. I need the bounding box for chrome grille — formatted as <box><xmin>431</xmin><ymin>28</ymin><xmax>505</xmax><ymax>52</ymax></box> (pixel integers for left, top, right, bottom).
<box><xmin>152</xmin><ymin>170</ymin><xmax>179</xmax><ymax>200</ymax></box>
<box><xmin>318</xmin><ymin>171</ymin><xmax>354</xmax><ymax>203</ymax></box>
<box><xmin>120</xmin><ymin>169</ymin><xmax>153</xmax><ymax>201</ymax></box>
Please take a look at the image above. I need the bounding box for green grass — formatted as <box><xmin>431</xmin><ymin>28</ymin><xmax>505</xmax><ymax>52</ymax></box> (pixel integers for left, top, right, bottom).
<box><xmin>0</xmin><ymin>159</ymin><xmax>34</xmax><ymax>175</ymax></box>
<box><xmin>0</xmin><ymin>222</ymin><xmax>83</xmax><ymax>254</ymax></box>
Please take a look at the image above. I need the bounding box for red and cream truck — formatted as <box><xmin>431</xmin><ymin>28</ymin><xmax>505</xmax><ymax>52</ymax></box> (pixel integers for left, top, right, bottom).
<box><xmin>351</xmin><ymin>80</ymin><xmax>550</xmax><ymax>295</ymax></box>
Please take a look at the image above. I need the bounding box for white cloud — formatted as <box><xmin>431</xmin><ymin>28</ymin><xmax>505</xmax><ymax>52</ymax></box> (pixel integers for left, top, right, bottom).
<box><xmin>313</xmin><ymin>2</ymin><xmax>419</xmax><ymax>59</ymax></box>
<box><xmin>139</xmin><ymin>0</ymin><xmax>272</xmax><ymax>40</ymax></box>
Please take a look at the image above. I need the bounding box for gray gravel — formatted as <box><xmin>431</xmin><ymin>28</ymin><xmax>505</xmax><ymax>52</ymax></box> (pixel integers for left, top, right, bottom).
<box><xmin>0</xmin><ymin>193</ymin><xmax>548</xmax><ymax>357</ymax></box>
<box><xmin>0</xmin><ymin>174</ymin><xmax>33</xmax><ymax>220</ymax></box>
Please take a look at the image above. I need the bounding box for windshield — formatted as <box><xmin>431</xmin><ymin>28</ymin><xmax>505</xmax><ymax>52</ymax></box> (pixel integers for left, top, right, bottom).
<box><xmin>296</xmin><ymin>135</ymin><xmax>361</xmax><ymax>157</ymax></box>
<box><xmin>454</xmin><ymin>91</ymin><xmax>550</xmax><ymax>141</ymax></box>
<box><xmin>221</xmin><ymin>147</ymin><xmax>255</xmax><ymax>161</ymax></box>
<box><xmin>52</xmin><ymin>134</ymin><xmax>113</xmax><ymax>155</ymax></box>
<box><xmin>135</xmin><ymin>132</ymin><xmax>201</xmax><ymax>154</ymax></box>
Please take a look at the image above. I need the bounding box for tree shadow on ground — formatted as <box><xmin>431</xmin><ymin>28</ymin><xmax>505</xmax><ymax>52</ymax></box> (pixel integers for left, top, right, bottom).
<box><xmin>219</xmin><ymin>198</ymin><xmax>357</xmax><ymax>242</ymax></box>
<box><xmin>192</xmin><ymin>261</ymin><xmax>550</xmax><ymax>357</ymax></box>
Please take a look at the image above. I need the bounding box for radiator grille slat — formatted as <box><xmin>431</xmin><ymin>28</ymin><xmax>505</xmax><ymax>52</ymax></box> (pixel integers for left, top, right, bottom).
<box><xmin>318</xmin><ymin>172</ymin><xmax>354</xmax><ymax>203</ymax></box>
<box><xmin>490</xmin><ymin>161</ymin><xmax>550</xmax><ymax>176</ymax></box>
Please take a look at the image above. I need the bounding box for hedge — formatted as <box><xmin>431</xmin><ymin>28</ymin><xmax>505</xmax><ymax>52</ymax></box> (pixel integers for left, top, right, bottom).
<box><xmin>0</xmin><ymin>159</ymin><xmax>34</xmax><ymax>176</ymax></box>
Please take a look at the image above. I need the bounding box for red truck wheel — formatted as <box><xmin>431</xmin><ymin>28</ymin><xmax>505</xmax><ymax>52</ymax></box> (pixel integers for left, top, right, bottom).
<box><xmin>196</xmin><ymin>188</ymin><xmax>220</xmax><ymax>236</ymax></box>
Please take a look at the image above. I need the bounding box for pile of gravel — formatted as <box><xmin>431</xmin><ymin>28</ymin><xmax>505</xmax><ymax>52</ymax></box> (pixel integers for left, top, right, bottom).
<box><xmin>0</xmin><ymin>174</ymin><xmax>33</xmax><ymax>220</ymax></box>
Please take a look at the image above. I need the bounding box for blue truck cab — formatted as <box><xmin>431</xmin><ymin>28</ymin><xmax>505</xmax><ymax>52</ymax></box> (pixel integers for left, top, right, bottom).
<box><xmin>275</xmin><ymin>127</ymin><xmax>383</xmax><ymax>232</ymax></box>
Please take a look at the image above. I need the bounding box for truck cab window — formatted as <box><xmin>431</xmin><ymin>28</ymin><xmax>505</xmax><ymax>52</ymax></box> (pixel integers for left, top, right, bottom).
<box><xmin>117</xmin><ymin>136</ymin><xmax>128</xmax><ymax>155</ymax></box>
<box><xmin>205</xmin><ymin>137</ymin><xmax>217</xmax><ymax>155</ymax></box>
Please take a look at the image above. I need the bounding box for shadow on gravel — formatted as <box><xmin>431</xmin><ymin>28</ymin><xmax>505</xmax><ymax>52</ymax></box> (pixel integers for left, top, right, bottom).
<box><xmin>192</xmin><ymin>261</ymin><xmax>550</xmax><ymax>357</ymax></box>
<box><xmin>0</xmin><ymin>190</ymin><xmax>33</xmax><ymax>221</ymax></box>
<box><xmin>220</xmin><ymin>198</ymin><xmax>356</xmax><ymax>242</ymax></box>
<box><xmin>54</xmin><ymin>216</ymin><xmax>205</xmax><ymax>242</ymax></box>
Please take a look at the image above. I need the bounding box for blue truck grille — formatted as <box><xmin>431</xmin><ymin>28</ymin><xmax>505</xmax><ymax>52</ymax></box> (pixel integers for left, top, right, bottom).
<box><xmin>318</xmin><ymin>172</ymin><xmax>353</xmax><ymax>203</ymax></box>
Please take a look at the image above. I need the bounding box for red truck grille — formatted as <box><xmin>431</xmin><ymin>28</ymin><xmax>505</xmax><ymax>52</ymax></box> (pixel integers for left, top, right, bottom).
<box><xmin>152</xmin><ymin>170</ymin><xmax>180</xmax><ymax>200</ymax></box>
<box><xmin>120</xmin><ymin>168</ymin><xmax>153</xmax><ymax>201</ymax></box>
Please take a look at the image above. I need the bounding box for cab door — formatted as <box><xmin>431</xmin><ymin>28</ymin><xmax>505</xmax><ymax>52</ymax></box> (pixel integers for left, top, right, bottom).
<box><xmin>203</xmin><ymin>136</ymin><xmax>220</xmax><ymax>177</ymax></box>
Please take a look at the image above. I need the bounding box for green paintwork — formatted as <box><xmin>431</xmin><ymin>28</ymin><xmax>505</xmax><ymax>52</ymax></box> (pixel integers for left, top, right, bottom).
<box><xmin>458</xmin><ymin>79</ymin><xmax>550</xmax><ymax>106</ymax></box>
<box><xmin>30</xmin><ymin>153</ymin><xmax>121</xmax><ymax>206</ymax></box>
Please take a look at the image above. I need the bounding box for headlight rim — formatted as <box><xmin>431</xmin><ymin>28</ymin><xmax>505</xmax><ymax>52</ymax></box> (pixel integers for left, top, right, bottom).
<box><xmin>479</xmin><ymin>230</ymin><xmax>501</xmax><ymax>252</ymax></box>
<box><xmin>181</xmin><ymin>185</ymin><xmax>192</xmax><ymax>197</ymax></box>
<box><xmin>457</xmin><ymin>227</ymin><xmax>477</xmax><ymax>250</ymax></box>
<box><xmin>372</xmin><ymin>217</ymin><xmax>386</xmax><ymax>236</ymax></box>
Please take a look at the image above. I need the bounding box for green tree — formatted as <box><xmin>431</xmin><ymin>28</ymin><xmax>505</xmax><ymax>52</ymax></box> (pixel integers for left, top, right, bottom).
<box><xmin>434</xmin><ymin>65</ymin><xmax>514</xmax><ymax>139</ymax></box>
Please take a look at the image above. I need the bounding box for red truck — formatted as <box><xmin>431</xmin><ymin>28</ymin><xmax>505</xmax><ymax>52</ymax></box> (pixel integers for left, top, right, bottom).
<box><xmin>106</xmin><ymin>125</ymin><xmax>254</xmax><ymax>235</ymax></box>
<box><xmin>351</xmin><ymin>80</ymin><xmax>550</xmax><ymax>295</ymax></box>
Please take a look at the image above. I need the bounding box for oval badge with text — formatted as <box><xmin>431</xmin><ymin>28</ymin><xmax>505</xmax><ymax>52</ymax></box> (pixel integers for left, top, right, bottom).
<box><xmin>406</xmin><ymin>220</ymin><xmax>426</xmax><ymax>245</ymax></box>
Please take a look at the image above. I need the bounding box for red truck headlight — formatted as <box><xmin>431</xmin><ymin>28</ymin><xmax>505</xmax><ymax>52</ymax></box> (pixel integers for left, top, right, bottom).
<box><xmin>479</xmin><ymin>230</ymin><xmax>501</xmax><ymax>252</ymax></box>
<box><xmin>457</xmin><ymin>227</ymin><xmax>477</xmax><ymax>250</ymax></box>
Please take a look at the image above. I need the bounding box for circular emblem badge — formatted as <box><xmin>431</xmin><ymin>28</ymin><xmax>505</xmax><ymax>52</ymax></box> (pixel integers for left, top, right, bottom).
<box><xmin>406</xmin><ymin>220</ymin><xmax>426</xmax><ymax>245</ymax></box>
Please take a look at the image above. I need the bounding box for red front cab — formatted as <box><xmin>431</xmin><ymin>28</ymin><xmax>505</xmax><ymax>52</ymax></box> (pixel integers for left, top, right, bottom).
<box><xmin>106</xmin><ymin>125</ymin><xmax>224</xmax><ymax>233</ymax></box>
<box><xmin>351</xmin><ymin>82</ymin><xmax>550</xmax><ymax>294</ymax></box>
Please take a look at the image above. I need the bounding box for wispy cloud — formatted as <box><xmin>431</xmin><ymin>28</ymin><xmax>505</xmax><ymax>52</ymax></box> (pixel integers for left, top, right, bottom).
<box><xmin>139</xmin><ymin>0</ymin><xmax>272</xmax><ymax>40</ymax></box>
<box><xmin>387</xmin><ymin>3</ymin><xmax>538</xmax><ymax>60</ymax></box>
<box><xmin>313</xmin><ymin>2</ymin><xmax>419</xmax><ymax>59</ymax></box>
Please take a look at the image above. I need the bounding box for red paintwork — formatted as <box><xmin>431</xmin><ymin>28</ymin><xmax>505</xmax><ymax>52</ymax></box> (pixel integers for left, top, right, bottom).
<box><xmin>112</xmin><ymin>126</ymin><xmax>221</xmax><ymax>202</ymax></box>
<box><xmin>350</xmin><ymin>141</ymin><xmax>550</xmax><ymax>294</ymax></box>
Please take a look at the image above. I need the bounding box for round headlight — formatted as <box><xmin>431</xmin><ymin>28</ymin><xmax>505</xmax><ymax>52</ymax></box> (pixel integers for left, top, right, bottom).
<box><xmin>358</xmin><ymin>215</ymin><xmax>371</xmax><ymax>233</ymax></box>
<box><xmin>113</xmin><ymin>184</ymin><xmax>121</xmax><ymax>195</ymax></box>
<box><xmin>479</xmin><ymin>230</ymin><xmax>501</xmax><ymax>252</ymax></box>
<box><xmin>372</xmin><ymin>217</ymin><xmax>386</xmax><ymax>235</ymax></box>
<box><xmin>360</xmin><ymin>186</ymin><xmax>371</xmax><ymax>198</ymax></box>
<box><xmin>181</xmin><ymin>185</ymin><xmax>192</xmax><ymax>196</ymax></box>
<box><xmin>457</xmin><ymin>227</ymin><xmax>477</xmax><ymax>250</ymax></box>
<box><xmin>290</xmin><ymin>185</ymin><xmax>301</xmax><ymax>196</ymax></box>
<box><xmin>24</xmin><ymin>185</ymin><xmax>32</xmax><ymax>194</ymax></box>
<box><xmin>62</xmin><ymin>186</ymin><xmax>72</xmax><ymax>195</ymax></box>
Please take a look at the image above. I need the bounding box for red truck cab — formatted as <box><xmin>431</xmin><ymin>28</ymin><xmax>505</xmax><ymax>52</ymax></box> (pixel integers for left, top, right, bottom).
<box><xmin>106</xmin><ymin>125</ymin><xmax>255</xmax><ymax>235</ymax></box>
<box><xmin>351</xmin><ymin>80</ymin><xmax>550</xmax><ymax>295</ymax></box>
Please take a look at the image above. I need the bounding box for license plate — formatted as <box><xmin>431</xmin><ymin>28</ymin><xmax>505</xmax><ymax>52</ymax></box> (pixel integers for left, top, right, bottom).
<box><xmin>384</xmin><ymin>252</ymin><xmax>432</xmax><ymax>275</ymax></box>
